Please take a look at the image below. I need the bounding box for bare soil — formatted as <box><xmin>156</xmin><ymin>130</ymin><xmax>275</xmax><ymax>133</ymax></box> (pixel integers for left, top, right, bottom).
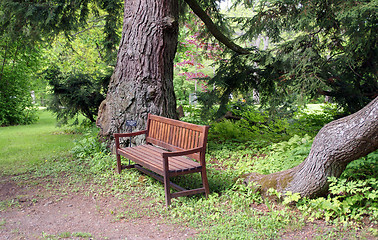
<box><xmin>0</xmin><ymin>176</ymin><xmax>197</xmax><ymax>240</ymax></box>
<box><xmin>0</xmin><ymin>175</ymin><xmax>376</xmax><ymax>240</ymax></box>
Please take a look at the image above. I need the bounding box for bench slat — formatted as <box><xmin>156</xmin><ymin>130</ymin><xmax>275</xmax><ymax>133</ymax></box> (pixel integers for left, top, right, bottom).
<box><xmin>118</xmin><ymin>145</ymin><xmax>202</xmax><ymax>174</ymax></box>
<box><xmin>118</xmin><ymin>148</ymin><xmax>164</xmax><ymax>175</ymax></box>
<box><xmin>141</xmin><ymin>145</ymin><xmax>200</xmax><ymax>171</ymax></box>
<box><xmin>144</xmin><ymin>145</ymin><xmax>201</xmax><ymax>169</ymax></box>
<box><xmin>142</xmin><ymin>145</ymin><xmax>201</xmax><ymax>171</ymax></box>
<box><xmin>149</xmin><ymin>114</ymin><xmax>206</xmax><ymax>132</ymax></box>
<box><xmin>146</xmin><ymin>137</ymin><xmax>201</xmax><ymax>160</ymax></box>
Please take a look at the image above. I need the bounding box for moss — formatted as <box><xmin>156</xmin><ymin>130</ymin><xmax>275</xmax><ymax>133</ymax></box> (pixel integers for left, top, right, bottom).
<box><xmin>244</xmin><ymin>171</ymin><xmax>294</xmax><ymax>198</ymax></box>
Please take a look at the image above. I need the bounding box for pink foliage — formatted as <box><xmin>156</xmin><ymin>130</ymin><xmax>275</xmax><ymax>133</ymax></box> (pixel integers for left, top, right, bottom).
<box><xmin>176</xmin><ymin>18</ymin><xmax>223</xmax><ymax>91</ymax></box>
<box><xmin>178</xmin><ymin>71</ymin><xmax>209</xmax><ymax>80</ymax></box>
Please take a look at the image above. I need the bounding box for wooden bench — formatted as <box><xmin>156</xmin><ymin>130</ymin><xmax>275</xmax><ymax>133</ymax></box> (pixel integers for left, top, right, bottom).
<box><xmin>114</xmin><ymin>113</ymin><xmax>210</xmax><ymax>207</ymax></box>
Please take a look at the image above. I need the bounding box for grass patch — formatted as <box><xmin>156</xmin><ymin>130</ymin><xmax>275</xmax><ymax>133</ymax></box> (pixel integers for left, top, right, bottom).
<box><xmin>0</xmin><ymin>110</ymin><xmax>80</xmax><ymax>175</ymax></box>
<box><xmin>42</xmin><ymin>231</ymin><xmax>93</xmax><ymax>239</ymax></box>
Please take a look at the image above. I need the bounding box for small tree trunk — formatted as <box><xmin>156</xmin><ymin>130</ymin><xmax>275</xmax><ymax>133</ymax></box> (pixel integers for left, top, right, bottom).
<box><xmin>244</xmin><ymin>97</ymin><xmax>378</xmax><ymax>198</ymax></box>
<box><xmin>97</xmin><ymin>0</ymin><xmax>179</xmax><ymax>149</ymax></box>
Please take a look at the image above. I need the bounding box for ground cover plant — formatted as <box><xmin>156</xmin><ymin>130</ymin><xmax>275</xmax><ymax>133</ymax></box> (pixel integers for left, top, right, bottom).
<box><xmin>1</xmin><ymin>106</ymin><xmax>377</xmax><ymax>239</ymax></box>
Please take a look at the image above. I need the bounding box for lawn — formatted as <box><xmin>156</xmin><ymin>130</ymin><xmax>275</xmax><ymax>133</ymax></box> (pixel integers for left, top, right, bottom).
<box><xmin>0</xmin><ymin>110</ymin><xmax>80</xmax><ymax>175</ymax></box>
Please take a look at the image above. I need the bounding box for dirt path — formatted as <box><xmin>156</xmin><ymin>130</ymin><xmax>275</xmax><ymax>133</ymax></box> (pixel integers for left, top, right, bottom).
<box><xmin>0</xmin><ymin>177</ymin><xmax>197</xmax><ymax>240</ymax></box>
<box><xmin>1</xmin><ymin>176</ymin><xmax>376</xmax><ymax>240</ymax></box>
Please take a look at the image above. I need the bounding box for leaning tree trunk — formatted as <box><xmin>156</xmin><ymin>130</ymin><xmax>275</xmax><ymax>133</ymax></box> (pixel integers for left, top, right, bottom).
<box><xmin>97</xmin><ymin>0</ymin><xmax>179</xmax><ymax>149</ymax></box>
<box><xmin>244</xmin><ymin>97</ymin><xmax>378</xmax><ymax>198</ymax></box>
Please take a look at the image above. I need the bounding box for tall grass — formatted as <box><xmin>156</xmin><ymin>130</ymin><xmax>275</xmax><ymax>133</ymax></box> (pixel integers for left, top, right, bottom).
<box><xmin>0</xmin><ymin>110</ymin><xmax>79</xmax><ymax>175</ymax></box>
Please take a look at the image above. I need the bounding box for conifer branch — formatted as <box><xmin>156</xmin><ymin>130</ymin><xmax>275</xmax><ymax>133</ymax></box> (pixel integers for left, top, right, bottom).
<box><xmin>184</xmin><ymin>0</ymin><xmax>250</xmax><ymax>55</ymax></box>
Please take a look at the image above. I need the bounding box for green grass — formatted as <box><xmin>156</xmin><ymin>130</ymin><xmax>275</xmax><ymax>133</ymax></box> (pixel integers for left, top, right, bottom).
<box><xmin>0</xmin><ymin>110</ymin><xmax>80</xmax><ymax>175</ymax></box>
<box><xmin>305</xmin><ymin>103</ymin><xmax>324</xmax><ymax>112</ymax></box>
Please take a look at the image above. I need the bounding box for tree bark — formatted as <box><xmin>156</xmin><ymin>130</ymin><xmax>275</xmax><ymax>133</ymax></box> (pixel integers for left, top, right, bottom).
<box><xmin>244</xmin><ymin>97</ymin><xmax>378</xmax><ymax>198</ymax></box>
<box><xmin>97</xmin><ymin>0</ymin><xmax>179</xmax><ymax>149</ymax></box>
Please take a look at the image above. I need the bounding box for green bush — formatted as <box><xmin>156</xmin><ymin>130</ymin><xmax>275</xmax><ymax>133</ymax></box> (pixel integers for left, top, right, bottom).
<box><xmin>0</xmin><ymin>42</ymin><xmax>40</xmax><ymax>126</ymax></box>
<box><xmin>0</xmin><ymin>89</ymin><xmax>38</xmax><ymax>126</ymax></box>
<box><xmin>209</xmin><ymin>119</ymin><xmax>252</xmax><ymax>142</ymax></box>
<box><xmin>179</xmin><ymin>104</ymin><xmax>208</xmax><ymax>125</ymax></box>
<box><xmin>44</xmin><ymin>66</ymin><xmax>110</xmax><ymax>125</ymax></box>
<box><xmin>341</xmin><ymin>151</ymin><xmax>378</xmax><ymax>181</ymax></box>
<box><xmin>208</xmin><ymin>102</ymin><xmax>337</xmax><ymax>147</ymax></box>
<box><xmin>70</xmin><ymin>129</ymin><xmax>116</xmax><ymax>175</ymax></box>
<box><xmin>71</xmin><ymin>132</ymin><xmax>109</xmax><ymax>159</ymax></box>
<box><xmin>208</xmin><ymin>104</ymin><xmax>289</xmax><ymax>145</ymax></box>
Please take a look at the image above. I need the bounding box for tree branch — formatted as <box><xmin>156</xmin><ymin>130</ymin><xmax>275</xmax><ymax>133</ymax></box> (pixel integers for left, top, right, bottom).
<box><xmin>184</xmin><ymin>0</ymin><xmax>250</xmax><ymax>55</ymax></box>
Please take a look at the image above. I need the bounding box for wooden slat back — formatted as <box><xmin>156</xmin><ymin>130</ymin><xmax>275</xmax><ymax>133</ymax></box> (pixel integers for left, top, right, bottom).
<box><xmin>145</xmin><ymin>114</ymin><xmax>209</xmax><ymax>161</ymax></box>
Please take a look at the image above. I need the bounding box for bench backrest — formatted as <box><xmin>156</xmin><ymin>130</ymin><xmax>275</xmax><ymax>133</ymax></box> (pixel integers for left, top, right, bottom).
<box><xmin>146</xmin><ymin>114</ymin><xmax>209</xmax><ymax>162</ymax></box>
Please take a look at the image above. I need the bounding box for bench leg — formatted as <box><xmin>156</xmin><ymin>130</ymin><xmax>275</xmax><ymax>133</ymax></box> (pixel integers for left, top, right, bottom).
<box><xmin>201</xmin><ymin>169</ymin><xmax>210</xmax><ymax>198</ymax></box>
<box><xmin>164</xmin><ymin>173</ymin><xmax>171</xmax><ymax>207</ymax></box>
<box><xmin>116</xmin><ymin>153</ymin><xmax>122</xmax><ymax>174</ymax></box>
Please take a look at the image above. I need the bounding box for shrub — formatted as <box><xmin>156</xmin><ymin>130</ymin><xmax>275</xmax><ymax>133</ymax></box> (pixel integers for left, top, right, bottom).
<box><xmin>341</xmin><ymin>151</ymin><xmax>378</xmax><ymax>181</ymax></box>
<box><xmin>44</xmin><ymin>66</ymin><xmax>110</xmax><ymax>125</ymax></box>
<box><xmin>0</xmin><ymin>40</ymin><xmax>40</xmax><ymax>126</ymax></box>
<box><xmin>209</xmin><ymin>119</ymin><xmax>252</xmax><ymax>143</ymax></box>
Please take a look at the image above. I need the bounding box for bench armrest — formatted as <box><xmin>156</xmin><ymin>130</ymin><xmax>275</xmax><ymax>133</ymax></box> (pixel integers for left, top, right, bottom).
<box><xmin>114</xmin><ymin>130</ymin><xmax>147</xmax><ymax>150</ymax></box>
<box><xmin>113</xmin><ymin>130</ymin><xmax>147</xmax><ymax>139</ymax></box>
<box><xmin>162</xmin><ymin>146</ymin><xmax>204</xmax><ymax>158</ymax></box>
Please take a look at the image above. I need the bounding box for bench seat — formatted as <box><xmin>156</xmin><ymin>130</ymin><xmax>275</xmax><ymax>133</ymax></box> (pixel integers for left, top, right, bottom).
<box><xmin>117</xmin><ymin>144</ymin><xmax>202</xmax><ymax>176</ymax></box>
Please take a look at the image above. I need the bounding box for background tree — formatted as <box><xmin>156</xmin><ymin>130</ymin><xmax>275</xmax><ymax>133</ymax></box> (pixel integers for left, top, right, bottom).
<box><xmin>210</xmin><ymin>0</ymin><xmax>377</xmax><ymax>115</ymax></box>
<box><xmin>174</xmin><ymin>16</ymin><xmax>223</xmax><ymax>103</ymax></box>
<box><xmin>0</xmin><ymin>0</ymin><xmax>122</xmax><ymax>125</ymax></box>
<box><xmin>0</xmin><ymin>35</ymin><xmax>41</xmax><ymax>125</ymax></box>
<box><xmin>42</xmin><ymin>17</ymin><xmax>115</xmax><ymax>124</ymax></box>
<box><xmin>44</xmin><ymin>66</ymin><xmax>110</xmax><ymax>125</ymax></box>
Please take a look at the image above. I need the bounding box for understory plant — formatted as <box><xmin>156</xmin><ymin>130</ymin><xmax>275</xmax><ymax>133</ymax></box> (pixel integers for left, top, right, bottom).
<box><xmin>71</xmin><ymin>130</ymin><xmax>114</xmax><ymax>174</ymax></box>
<box><xmin>208</xmin><ymin>102</ymin><xmax>338</xmax><ymax>147</ymax></box>
<box><xmin>254</xmin><ymin>134</ymin><xmax>313</xmax><ymax>174</ymax></box>
<box><xmin>296</xmin><ymin>151</ymin><xmax>378</xmax><ymax>223</ymax></box>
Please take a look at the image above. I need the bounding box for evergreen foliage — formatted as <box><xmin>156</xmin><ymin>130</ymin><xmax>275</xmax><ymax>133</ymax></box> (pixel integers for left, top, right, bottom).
<box><xmin>206</xmin><ymin>0</ymin><xmax>377</xmax><ymax>115</ymax></box>
<box><xmin>0</xmin><ymin>0</ymin><xmax>122</xmax><ymax>58</ymax></box>
<box><xmin>44</xmin><ymin>66</ymin><xmax>111</xmax><ymax>125</ymax></box>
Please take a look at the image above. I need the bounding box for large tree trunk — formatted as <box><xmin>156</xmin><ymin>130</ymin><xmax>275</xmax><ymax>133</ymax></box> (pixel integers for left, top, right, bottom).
<box><xmin>244</xmin><ymin>97</ymin><xmax>378</xmax><ymax>198</ymax></box>
<box><xmin>97</xmin><ymin>0</ymin><xmax>179</xmax><ymax>149</ymax></box>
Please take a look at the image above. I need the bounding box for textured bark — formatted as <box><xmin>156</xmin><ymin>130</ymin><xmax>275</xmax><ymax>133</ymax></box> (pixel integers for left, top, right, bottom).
<box><xmin>244</xmin><ymin>97</ymin><xmax>378</xmax><ymax>198</ymax></box>
<box><xmin>97</xmin><ymin>0</ymin><xmax>179</xmax><ymax>149</ymax></box>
